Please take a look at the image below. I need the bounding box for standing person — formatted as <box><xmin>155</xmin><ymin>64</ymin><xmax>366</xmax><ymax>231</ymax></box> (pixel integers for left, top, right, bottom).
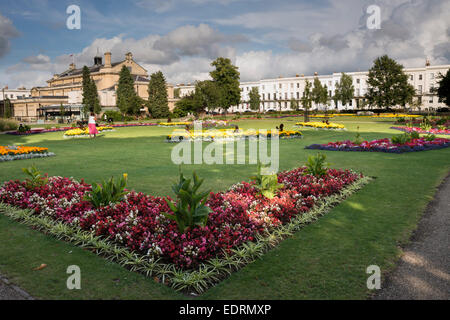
<box><xmin>88</xmin><ymin>112</ymin><xmax>99</xmax><ymax>138</ymax></box>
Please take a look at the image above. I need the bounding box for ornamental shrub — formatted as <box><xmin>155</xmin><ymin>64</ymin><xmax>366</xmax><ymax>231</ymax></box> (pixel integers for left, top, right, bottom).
<box><xmin>164</xmin><ymin>170</ymin><xmax>212</xmax><ymax>233</ymax></box>
<box><xmin>251</xmin><ymin>163</ymin><xmax>284</xmax><ymax>199</ymax></box>
<box><xmin>84</xmin><ymin>174</ymin><xmax>129</xmax><ymax>208</ymax></box>
<box><xmin>304</xmin><ymin>153</ymin><xmax>328</xmax><ymax>177</ymax></box>
<box><xmin>0</xmin><ymin>119</ymin><xmax>18</xmax><ymax>132</ymax></box>
<box><xmin>22</xmin><ymin>165</ymin><xmax>48</xmax><ymax>190</ymax></box>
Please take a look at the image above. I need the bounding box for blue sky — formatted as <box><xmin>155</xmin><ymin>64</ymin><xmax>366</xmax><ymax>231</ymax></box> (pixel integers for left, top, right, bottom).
<box><xmin>0</xmin><ymin>0</ymin><xmax>449</xmax><ymax>88</ymax></box>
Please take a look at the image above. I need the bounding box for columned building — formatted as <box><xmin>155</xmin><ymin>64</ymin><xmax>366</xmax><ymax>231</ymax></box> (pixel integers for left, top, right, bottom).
<box><xmin>12</xmin><ymin>52</ymin><xmax>177</xmax><ymax>121</ymax></box>
<box><xmin>176</xmin><ymin>62</ymin><xmax>450</xmax><ymax>113</ymax></box>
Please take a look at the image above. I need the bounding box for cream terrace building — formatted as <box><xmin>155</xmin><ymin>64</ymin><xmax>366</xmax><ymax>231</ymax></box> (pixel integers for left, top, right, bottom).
<box><xmin>12</xmin><ymin>52</ymin><xmax>176</xmax><ymax>121</ymax></box>
<box><xmin>177</xmin><ymin>61</ymin><xmax>450</xmax><ymax>113</ymax></box>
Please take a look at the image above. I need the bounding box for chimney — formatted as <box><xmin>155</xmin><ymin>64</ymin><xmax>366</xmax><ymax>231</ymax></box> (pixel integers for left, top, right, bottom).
<box><xmin>314</xmin><ymin>72</ymin><xmax>318</xmax><ymax>76</ymax></box>
<box><xmin>125</xmin><ymin>52</ymin><xmax>133</xmax><ymax>62</ymax></box>
<box><xmin>94</xmin><ymin>55</ymin><xmax>102</xmax><ymax>66</ymax></box>
<box><xmin>104</xmin><ymin>52</ymin><xmax>112</xmax><ymax>68</ymax></box>
<box><xmin>425</xmin><ymin>59</ymin><xmax>430</xmax><ymax>67</ymax></box>
<box><xmin>295</xmin><ymin>74</ymin><xmax>299</xmax><ymax>77</ymax></box>
<box><xmin>69</xmin><ymin>63</ymin><xmax>76</xmax><ymax>70</ymax></box>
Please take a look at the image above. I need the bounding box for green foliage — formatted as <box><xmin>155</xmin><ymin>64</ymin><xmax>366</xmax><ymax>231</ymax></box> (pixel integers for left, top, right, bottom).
<box><xmin>22</xmin><ymin>165</ymin><xmax>48</xmax><ymax>190</ymax></box>
<box><xmin>3</xmin><ymin>98</ymin><xmax>12</xmax><ymax>118</ymax></box>
<box><xmin>301</xmin><ymin>80</ymin><xmax>313</xmax><ymax>122</ymax></box>
<box><xmin>353</xmin><ymin>127</ymin><xmax>364</xmax><ymax>145</ymax></box>
<box><xmin>365</xmin><ymin>55</ymin><xmax>415</xmax><ymax>110</ymax></box>
<box><xmin>103</xmin><ymin>110</ymin><xmax>124</xmax><ymax>122</ymax></box>
<box><xmin>210</xmin><ymin>57</ymin><xmax>241</xmax><ymax>112</ymax></box>
<box><xmin>84</xmin><ymin>174</ymin><xmax>129</xmax><ymax>208</ymax></box>
<box><xmin>251</xmin><ymin>163</ymin><xmax>284</xmax><ymax>199</ymax></box>
<box><xmin>82</xmin><ymin>66</ymin><xmax>101</xmax><ymax>115</ymax></box>
<box><xmin>312</xmin><ymin>77</ymin><xmax>329</xmax><ymax>109</ymax></box>
<box><xmin>148</xmin><ymin>71</ymin><xmax>169</xmax><ymax>119</ymax></box>
<box><xmin>117</xmin><ymin>66</ymin><xmax>140</xmax><ymax>115</ymax></box>
<box><xmin>304</xmin><ymin>153</ymin><xmax>328</xmax><ymax>177</ymax></box>
<box><xmin>435</xmin><ymin>69</ymin><xmax>450</xmax><ymax>107</ymax></box>
<box><xmin>193</xmin><ymin>80</ymin><xmax>222</xmax><ymax>114</ymax></box>
<box><xmin>424</xmin><ymin>134</ymin><xmax>436</xmax><ymax>142</ymax></box>
<box><xmin>335</xmin><ymin>73</ymin><xmax>354</xmax><ymax>107</ymax></box>
<box><xmin>248</xmin><ymin>87</ymin><xmax>261</xmax><ymax>112</ymax></box>
<box><xmin>164</xmin><ymin>170</ymin><xmax>212</xmax><ymax>233</ymax></box>
<box><xmin>174</xmin><ymin>93</ymin><xmax>196</xmax><ymax>117</ymax></box>
<box><xmin>391</xmin><ymin>133</ymin><xmax>417</xmax><ymax>144</ymax></box>
<box><xmin>0</xmin><ymin>119</ymin><xmax>18</xmax><ymax>132</ymax></box>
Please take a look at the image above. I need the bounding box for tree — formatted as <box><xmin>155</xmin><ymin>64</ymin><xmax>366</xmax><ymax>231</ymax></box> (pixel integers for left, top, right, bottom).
<box><xmin>148</xmin><ymin>71</ymin><xmax>169</xmax><ymax>119</ymax></box>
<box><xmin>311</xmin><ymin>77</ymin><xmax>329</xmax><ymax>110</ymax></box>
<box><xmin>60</xmin><ymin>103</ymin><xmax>66</xmax><ymax>120</ymax></box>
<box><xmin>301</xmin><ymin>80</ymin><xmax>313</xmax><ymax>122</ymax></box>
<box><xmin>210</xmin><ymin>57</ymin><xmax>241</xmax><ymax>113</ymax></box>
<box><xmin>174</xmin><ymin>93</ymin><xmax>196</xmax><ymax>117</ymax></box>
<box><xmin>435</xmin><ymin>69</ymin><xmax>450</xmax><ymax>107</ymax></box>
<box><xmin>4</xmin><ymin>98</ymin><xmax>12</xmax><ymax>118</ymax></box>
<box><xmin>117</xmin><ymin>66</ymin><xmax>138</xmax><ymax>115</ymax></box>
<box><xmin>365</xmin><ymin>55</ymin><xmax>415</xmax><ymax>110</ymax></box>
<box><xmin>290</xmin><ymin>98</ymin><xmax>299</xmax><ymax>111</ymax></box>
<box><xmin>248</xmin><ymin>87</ymin><xmax>261</xmax><ymax>113</ymax></box>
<box><xmin>192</xmin><ymin>80</ymin><xmax>221</xmax><ymax>115</ymax></box>
<box><xmin>335</xmin><ymin>73</ymin><xmax>354</xmax><ymax>109</ymax></box>
<box><xmin>81</xmin><ymin>66</ymin><xmax>101</xmax><ymax>115</ymax></box>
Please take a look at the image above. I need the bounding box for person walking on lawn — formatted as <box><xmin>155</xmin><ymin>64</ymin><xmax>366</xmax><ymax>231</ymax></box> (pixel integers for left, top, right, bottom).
<box><xmin>88</xmin><ymin>112</ymin><xmax>99</xmax><ymax>138</ymax></box>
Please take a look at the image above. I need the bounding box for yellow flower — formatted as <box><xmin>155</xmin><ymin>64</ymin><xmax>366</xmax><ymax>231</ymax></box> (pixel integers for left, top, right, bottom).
<box><xmin>123</xmin><ymin>173</ymin><xmax>128</xmax><ymax>180</ymax></box>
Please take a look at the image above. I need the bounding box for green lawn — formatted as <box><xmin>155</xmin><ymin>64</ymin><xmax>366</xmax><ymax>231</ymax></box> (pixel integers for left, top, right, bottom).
<box><xmin>0</xmin><ymin>117</ymin><xmax>449</xmax><ymax>299</ymax></box>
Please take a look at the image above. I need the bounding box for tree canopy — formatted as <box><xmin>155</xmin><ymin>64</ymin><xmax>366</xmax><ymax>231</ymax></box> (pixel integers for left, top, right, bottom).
<box><xmin>117</xmin><ymin>66</ymin><xmax>140</xmax><ymax>115</ymax></box>
<box><xmin>365</xmin><ymin>55</ymin><xmax>415</xmax><ymax>110</ymax></box>
<box><xmin>210</xmin><ymin>57</ymin><xmax>241</xmax><ymax>112</ymax></box>
<box><xmin>301</xmin><ymin>80</ymin><xmax>313</xmax><ymax>122</ymax></box>
<box><xmin>82</xmin><ymin>66</ymin><xmax>101</xmax><ymax>115</ymax></box>
<box><xmin>436</xmin><ymin>69</ymin><xmax>450</xmax><ymax>107</ymax></box>
<box><xmin>148</xmin><ymin>71</ymin><xmax>169</xmax><ymax>118</ymax></box>
<box><xmin>248</xmin><ymin>87</ymin><xmax>261</xmax><ymax>112</ymax></box>
<box><xmin>335</xmin><ymin>73</ymin><xmax>354</xmax><ymax>108</ymax></box>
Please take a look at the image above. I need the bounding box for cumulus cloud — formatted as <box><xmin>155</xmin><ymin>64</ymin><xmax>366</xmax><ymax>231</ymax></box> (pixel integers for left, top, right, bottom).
<box><xmin>1</xmin><ymin>0</ymin><xmax>449</xmax><ymax>89</ymax></box>
<box><xmin>0</xmin><ymin>13</ymin><xmax>20</xmax><ymax>58</ymax></box>
<box><xmin>22</xmin><ymin>54</ymin><xmax>51</xmax><ymax>65</ymax></box>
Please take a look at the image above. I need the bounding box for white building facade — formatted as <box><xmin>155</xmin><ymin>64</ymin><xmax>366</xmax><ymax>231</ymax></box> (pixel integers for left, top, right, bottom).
<box><xmin>0</xmin><ymin>87</ymin><xmax>31</xmax><ymax>100</ymax></box>
<box><xmin>176</xmin><ymin>62</ymin><xmax>450</xmax><ymax>112</ymax></box>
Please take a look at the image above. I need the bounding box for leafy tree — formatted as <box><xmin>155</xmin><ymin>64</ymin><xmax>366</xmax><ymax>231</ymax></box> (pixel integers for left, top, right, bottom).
<box><xmin>148</xmin><ymin>71</ymin><xmax>169</xmax><ymax>118</ymax></box>
<box><xmin>335</xmin><ymin>73</ymin><xmax>354</xmax><ymax>108</ymax></box>
<box><xmin>174</xmin><ymin>88</ymin><xmax>181</xmax><ymax>99</ymax></box>
<box><xmin>193</xmin><ymin>80</ymin><xmax>222</xmax><ymax>115</ymax></box>
<box><xmin>174</xmin><ymin>93</ymin><xmax>196</xmax><ymax>117</ymax></box>
<box><xmin>249</xmin><ymin>87</ymin><xmax>261</xmax><ymax>112</ymax></box>
<box><xmin>365</xmin><ymin>55</ymin><xmax>415</xmax><ymax>110</ymax></box>
<box><xmin>312</xmin><ymin>77</ymin><xmax>329</xmax><ymax>110</ymax></box>
<box><xmin>117</xmin><ymin>66</ymin><xmax>138</xmax><ymax>115</ymax></box>
<box><xmin>210</xmin><ymin>57</ymin><xmax>241</xmax><ymax>113</ymax></box>
<box><xmin>301</xmin><ymin>80</ymin><xmax>313</xmax><ymax>122</ymax></box>
<box><xmin>59</xmin><ymin>103</ymin><xmax>66</xmax><ymax>120</ymax></box>
<box><xmin>435</xmin><ymin>69</ymin><xmax>450</xmax><ymax>107</ymax></box>
<box><xmin>290</xmin><ymin>98</ymin><xmax>299</xmax><ymax>111</ymax></box>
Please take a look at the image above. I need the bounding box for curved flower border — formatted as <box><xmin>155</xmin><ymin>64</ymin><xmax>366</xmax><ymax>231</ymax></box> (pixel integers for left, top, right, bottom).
<box><xmin>0</xmin><ymin>176</ymin><xmax>369</xmax><ymax>294</ymax></box>
<box><xmin>391</xmin><ymin>126</ymin><xmax>450</xmax><ymax>136</ymax></box>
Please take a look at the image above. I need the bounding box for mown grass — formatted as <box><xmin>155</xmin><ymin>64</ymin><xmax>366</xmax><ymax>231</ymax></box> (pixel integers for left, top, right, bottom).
<box><xmin>0</xmin><ymin>116</ymin><xmax>449</xmax><ymax>299</ymax></box>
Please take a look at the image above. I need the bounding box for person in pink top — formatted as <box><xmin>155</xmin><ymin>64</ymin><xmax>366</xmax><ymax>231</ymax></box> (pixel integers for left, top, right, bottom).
<box><xmin>88</xmin><ymin>112</ymin><xmax>99</xmax><ymax>138</ymax></box>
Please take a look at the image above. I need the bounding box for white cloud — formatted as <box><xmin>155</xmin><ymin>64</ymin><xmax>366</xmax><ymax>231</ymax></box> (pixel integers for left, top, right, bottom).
<box><xmin>0</xmin><ymin>13</ymin><xmax>20</xmax><ymax>58</ymax></box>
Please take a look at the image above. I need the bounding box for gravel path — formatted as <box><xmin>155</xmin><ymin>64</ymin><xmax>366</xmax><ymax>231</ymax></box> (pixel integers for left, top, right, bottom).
<box><xmin>375</xmin><ymin>174</ymin><xmax>450</xmax><ymax>300</ymax></box>
<box><xmin>0</xmin><ymin>274</ymin><xmax>34</xmax><ymax>300</ymax></box>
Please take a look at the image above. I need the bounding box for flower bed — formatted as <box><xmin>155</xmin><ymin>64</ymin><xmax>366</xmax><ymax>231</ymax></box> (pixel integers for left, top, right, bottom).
<box><xmin>0</xmin><ymin>146</ymin><xmax>54</xmax><ymax>162</ymax></box>
<box><xmin>0</xmin><ymin>167</ymin><xmax>368</xmax><ymax>293</ymax></box>
<box><xmin>295</xmin><ymin>121</ymin><xmax>345</xmax><ymax>130</ymax></box>
<box><xmin>391</xmin><ymin>126</ymin><xmax>450</xmax><ymax>136</ymax></box>
<box><xmin>167</xmin><ymin>129</ymin><xmax>303</xmax><ymax>142</ymax></box>
<box><xmin>306</xmin><ymin>137</ymin><xmax>450</xmax><ymax>153</ymax></box>
<box><xmin>159</xmin><ymin>122</ymin><xmax>191</xmax><ymax>127</ymax></box>
<box><xmin>63</xmin><ymin>126</ymin><xmax>115</xmax><ymax>138</ymax></box>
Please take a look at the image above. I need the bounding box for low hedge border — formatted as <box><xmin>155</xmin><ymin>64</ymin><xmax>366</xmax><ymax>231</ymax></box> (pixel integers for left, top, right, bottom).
<box><xmin>0</xmin><ymin>175</ymin><xmax>371</xmax><ymax>295</ymax></box>
<box><xmin>0</xmin><ymin>152</ymin><xmax>55</xmax><ymax>162</ymax></box>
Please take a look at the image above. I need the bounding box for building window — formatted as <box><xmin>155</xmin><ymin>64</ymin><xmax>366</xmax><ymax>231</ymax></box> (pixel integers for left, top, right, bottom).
<box><xmin>419</xmin><ymin>74</ymin><xmax>423</xmax><ymax>80</ymax></box>
<box><xmin>410</xmin><ymin>75</ymin><xmax>414</xmax><ymax>81</ymax></box>
<box><xmin>356</xmin><ymin>79</ymin><xmax>360</xmax><ymax>84</ymax></box>
<box><xmin>279</xmin><ymin>84</ymin><xmax>282</xmax><ymax>89</ymax></box>
<box><xmin>268</xmin><ymin>93</ymin><xmax>271</xmax><ymax>100</ymax></box>
<box><xmin>430</xmin><ymin>73</ymin><xmax>434</xmax><ymax>79</ymax></box>
<box><xmin>297</xmin><ymin>92</ymin><xmax>300</xmax><ymax>99</ymax></box>
<box><xmin>262</xmin><ymin>93</ymin><xmax>265</xmax><ymax>100</ymax></box>
<box><xmin>418</xmin><ymin>85</ymin><xmax>423</xmax><ymax>94</ymax></box>
<box><xmin>262</xmin><ymin>85</ymin><xmax>265</xmax><ymax>90</ymax></box>
<box><xmin>297</xmin><ymin>83</ymin><xmax>300</xmax><ymax>88</ymax></box>
<box><xmin>429</xmin><ymin>97</ymin><xmax>433</xmax><ymax>103</ymax></box>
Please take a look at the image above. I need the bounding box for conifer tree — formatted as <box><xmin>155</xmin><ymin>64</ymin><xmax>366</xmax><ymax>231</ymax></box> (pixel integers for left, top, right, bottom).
<box><xmin>148</xmin><ymin>71</ymin><xmax>169</xmax><ymax>118</ymax></box>
<box><xmin>117</xmin><ymin>66</ymin><xmax>138</xmax><ymax>115</ymax></box>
